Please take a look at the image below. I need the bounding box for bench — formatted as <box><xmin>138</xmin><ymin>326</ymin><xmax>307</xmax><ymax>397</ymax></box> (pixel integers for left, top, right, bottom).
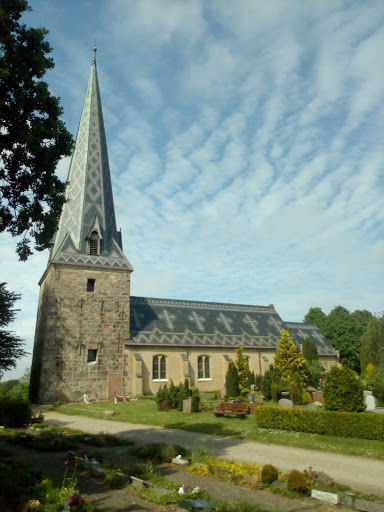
<box><xmin>212</xmin><ymin>402</ymin><xmax>249</xmax><ymax>417</ymax></box>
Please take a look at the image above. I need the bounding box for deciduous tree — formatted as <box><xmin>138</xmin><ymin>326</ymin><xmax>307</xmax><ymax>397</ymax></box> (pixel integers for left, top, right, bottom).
<box><xmin>0</xmin><ymin>0</ymin><xmax>74</xmax><ymax>260</ymax></box>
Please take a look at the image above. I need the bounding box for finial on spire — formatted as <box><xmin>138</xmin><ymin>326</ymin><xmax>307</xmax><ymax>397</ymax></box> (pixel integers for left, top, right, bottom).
<box><xmin>92</xmin><ymin>46</ymin><xmax>97</xmax><ymax>64</ymax></box>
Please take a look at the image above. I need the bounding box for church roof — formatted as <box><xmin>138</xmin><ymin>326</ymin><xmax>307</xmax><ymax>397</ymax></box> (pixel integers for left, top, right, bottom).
<box><xmin>50</xmin><ymin>50</ymin><xmax>132</xmax><ymax>271</ymax></box>
<box><xmin>128</xmin><ymin>296</ymin><xmax>336</xmax><ymax>356</ymax></box>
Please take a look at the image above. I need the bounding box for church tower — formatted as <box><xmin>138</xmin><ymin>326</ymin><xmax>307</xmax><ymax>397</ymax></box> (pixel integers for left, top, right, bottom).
<box><xmin>30</xmin><ymin>49</ymin><xmax>133</xmax><ymax>403</ymax></box>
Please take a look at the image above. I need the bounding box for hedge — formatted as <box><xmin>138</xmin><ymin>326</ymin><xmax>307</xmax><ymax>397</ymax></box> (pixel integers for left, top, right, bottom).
<box><xmin>254</xmin><ymin>406</ymin><xmax>384</xmax><ymax>441</ymax></box>
<box><xmin>0</xmin><ymin>399</ymin><xmax>32</xmax><ymax>427</ymax></box>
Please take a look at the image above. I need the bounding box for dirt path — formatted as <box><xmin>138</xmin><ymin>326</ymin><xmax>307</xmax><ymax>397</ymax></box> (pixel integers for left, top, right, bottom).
<box><xmin>43</xmin><ymin>411</ymin><xmax>384</xmax><ymax>498</ymax></box>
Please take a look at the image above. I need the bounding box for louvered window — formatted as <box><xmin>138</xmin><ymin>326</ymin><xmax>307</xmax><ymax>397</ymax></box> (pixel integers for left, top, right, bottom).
<box><xmin>88</xmin><ymin>231</ymin><xmax>100</xmax><ymax>255</ymax></box>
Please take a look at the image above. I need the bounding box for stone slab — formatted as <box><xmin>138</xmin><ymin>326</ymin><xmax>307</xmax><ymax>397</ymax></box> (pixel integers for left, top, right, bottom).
<box><xmin>312</xmin><ymin>391</ymin><xmax>324</xmax><ymax>404</ymax></box>
<box><xmin>365</xmin><ymin>395</ymin><xmax>377</xmax><ymax>411</ymax></box>
<box><xmin>179</xmin><ymin>499</ymin><xmax>216</xmax><ymax>511</ymax></box>
<box><xmin>278</xmin><ymin>398</ymin><xmax>293</xmax><ymax>408</ymax></box>
<box><xmin>172</xmin><ymin>457</ymin><xmax>189</xmax><ymax>466</ymax></box>
<box><xmin>311</xmin><ymin>489</ymin><xmax>339</xmax><ymax>504</ymax></box>
<box><xmin>131</xmin><ymin>476</ymin><xmax>149</xmax><ymax>490</ymax></box>
<box><xmin>183</xmin><ymin>398</ymin><xmax>192</xmax><ymax>413</ymax></box>
<box><xmin>242</xmin><ymin>474</ymin><xmax>259</xmax><ymax>485</ymax></box>
<box><xmin>354</xmin><ymin>498</ymin><xmax>384</xmax><ymax>512</ymax></box>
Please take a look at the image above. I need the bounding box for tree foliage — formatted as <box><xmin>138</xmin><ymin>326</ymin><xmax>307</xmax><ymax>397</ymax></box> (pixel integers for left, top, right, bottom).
<box><xmin>304</xmin><ymin>306</ymin><xmax>373</xmax><ymax>373</ymax></box>
<box><xmin>0</xmin><ymin>282</ymin><xmax>27</xmax><ymax>377</ymax></box>
<box><xmin>274</xmin><ymin>329</ymin><xmax>308</xmax><ymax>384</ymax></box>
<box><xmin>234</xmin><ymin>343</ymin><xmax>249</xmax><ymax>389</ymax></box>
<box><xmin>323</xmin><ymin>365</ymin><xmax>364</xmax><ymax>412</ymax></box>
<box><xmin>225</xmin><ymin>360</ymin><xmax>239</xmax><ymax>398</ymax></box>
<box><xmin>0</xmin><ymin>0</ymin><xmax>74</xmax><ymax>260</ymax></box>
<box><xmin>302</xmin><ymin>338</ymin><xmax>318</xmax><ymax>362</ymax></box>
<box><xmin>360</xmin><ymin>315</ymin><xmax>384</xmax><ymax>374</ymax></box>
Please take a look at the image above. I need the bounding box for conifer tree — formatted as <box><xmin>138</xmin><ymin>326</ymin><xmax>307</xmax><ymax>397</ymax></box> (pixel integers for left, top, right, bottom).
<box><xmin>225</xmin><ymin>360</ymin><xmax>239</xmax><ymax>398</ymax></box>
<box><xmin>235</xmin><ymin>343</ymin><xmax>249</xmax><ymax>389</ymax></box>
<box><xmin>274</xmin><ymin>329</ymin><xmax>308</xmax><ymax>385</ymax></box>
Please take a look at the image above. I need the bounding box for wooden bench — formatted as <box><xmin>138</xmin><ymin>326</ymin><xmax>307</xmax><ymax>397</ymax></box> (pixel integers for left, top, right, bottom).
<box><xmin>212</xmin><ymin>402</ymin><xmax>249</xmax><ymax>417</ymax></box>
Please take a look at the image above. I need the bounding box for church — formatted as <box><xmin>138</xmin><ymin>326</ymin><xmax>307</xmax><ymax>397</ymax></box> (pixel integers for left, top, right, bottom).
<box><xmin>29</xmin><ymin>51</ymin><xmax>337</xmax><ymax>404</ymax></box>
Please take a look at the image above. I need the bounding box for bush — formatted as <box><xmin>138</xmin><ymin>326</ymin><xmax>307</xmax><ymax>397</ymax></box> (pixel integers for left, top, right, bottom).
<box><xmin>129</xmin><ymin>443</ymin><xmax>189</xmax><ymax>462</ymax></box>
<box><xmin>372</xmin><ymin>370</ymin><xmax>384</xmax><ymax>406</ymax></box>
<box><xmin>191</xmin><ymin>388</ymin><xmax>201</xmax><ymax>412</ymax></box>
<box><xmin>104</xmin><ymin>470</ymin><xmax>127</xmax><ymax>489</ymax></box>
<box><xmin>260</xmin><ymin>464</ymin><xmax>278</xmax><ymax>484</ymax></box>
<box><xmin>271</xmin><ymin>382</ymin><xmax>278</xmax><ymax>402</ymax></box>
<box><xmin>255</xmin><ymin>407</ymin><xmax>384</xmax><ymax>440</ymax></box>
<box><xmin>0</xmin><ymin>398</ymin><xmax>32</xmax><ymax>426</ymax></box>
<box><xmin>225</xmin><ymin>361</ymin><xmax>240</xmax><ymax>398</ymax></box>
<box><xmin>156</xmin><ymin>382</ymin><xmax>189</xmax><ymax>411</ymax></box>
<box><xmin>287</xmin><ymin>469</ymin><xmax>308</xmax><ymax>492</ymax></box>
<box><xmin>303</xmin><ymin>392</ymin><xmax>312</xmax><ymax>405</ymax></box>
<box><xmin>323</xmin><ymin>366</ymin><xmax>364</xmax><ymax>412</ymax></box>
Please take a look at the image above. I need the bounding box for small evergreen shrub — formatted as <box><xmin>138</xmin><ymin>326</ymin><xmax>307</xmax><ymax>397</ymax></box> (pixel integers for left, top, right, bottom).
<box><xmin>271</xmin><ymin>382</ymin><xmax>278</xmax><ymax>402</ymax></box>
<box><xmin>373</xmin><ymin>370</ymin><xmax>384</xmax><ymax>406</ymax></box>
<box><xmin>225</xmin><ymin>361</ymin><xmax>240</xmax><ymax>398</ymax></box>
<box><xmin>191</xmin><ymin>388</ymin><xmax>201</xmax><ymax>412</ymax></box>
<box><xmin>323</xmin><ymin>366</ymin><xmax>364</xmax><ymax>412</ymax></box>
<box><xmin>289</xmin><ymin>374</ymin><xmax>304</xmax><ymax>405</ymax></box>
<box><xmin>260</xmin><ymin>464</ymin><xmax>278</xmax><ymax>484</ymax></box>
<box><xmin>0</xmin><ymin>398</ymin><xmax>32</xmax><ymax>427</ymax></box>
<box><xmin>287</xmin><ymin>469</ymin><xmax>308</xmax><ymax>492</ymax></box>
<box><xmin>303</xmin><ymin>392</ymin><xmax>312</xmax><ymax>405</ymax></box>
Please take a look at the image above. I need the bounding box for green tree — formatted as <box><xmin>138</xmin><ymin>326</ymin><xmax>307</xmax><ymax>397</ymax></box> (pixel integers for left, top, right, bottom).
<box><xmin>302</xmin><ymin>338</ymin><xmax>318</xmax><ymax>362</ymax></box>
<box><xmin>0</xmin><ymin>0</ymin><xmax>74</xmax><ymax>260</ymax></box>
<box><xmin>323</xmin><ymin>365</ymin><xmax>364</xmax><ymax>412</ymax></box>
<box><xmin>304</xmin><ymin>306</ymin><xmax>373</xmax><ymax>373</ymax></box>
<box><xmin>274</xmin><ymin>329</ymin><xmax>308</xmax><ymax>385</ymax></box>
<box><xmin>235</xmin><ymin>343</ymin><xmax>249</xmax><ymax>389</ymax></box>
<box><xmin>225</xmin><ymin>360</ymin><xmax>239</xmax><ymax>398</ymax></box>
<box><xmin>360</xmin><ymin>315</ymin><xmax>384</xmax><ymax>373</ymax></box>
<box><xmin>304</xmin><ymin>307</ymin><xmax>328</xmax><ymax>333</ymax></box>
<box><xmin>0</xmin><ymin>283</ymin><xmax>27</xmax><ymax>377</ymax></box>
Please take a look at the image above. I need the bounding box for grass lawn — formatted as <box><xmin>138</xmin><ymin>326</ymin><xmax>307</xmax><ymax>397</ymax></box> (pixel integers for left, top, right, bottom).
<box><xmin>54</xmin><ymin>399</ymin><xmax>384</xmax><ymax>460</ymax></box>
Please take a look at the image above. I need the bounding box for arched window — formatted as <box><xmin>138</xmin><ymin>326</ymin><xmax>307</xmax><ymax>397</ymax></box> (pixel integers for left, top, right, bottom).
<box><xmin>153</xmin><ymin>355</ymin><xmax>166</xmax><ymax>380</ymax></box>
<box><xmin>198</xmin><ymin>355</ymin><xmax>210</xmax><ymax>379</ymax></box>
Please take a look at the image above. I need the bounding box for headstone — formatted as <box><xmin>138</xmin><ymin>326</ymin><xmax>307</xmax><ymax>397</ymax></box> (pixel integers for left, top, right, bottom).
<box><xmin>103</xmin><ymin>410</ymin><xmax>116</xmax><ymax>417</ymax></box>
<box><xmin>278</xmin><ymin>398</ymin><xmax>293</xmax><ymax>408</ymax></box>
<box><xmin>280</xmin><ymin>391</ymin><xmax>289</xmax><ymax>398</ymax></box>
<box><xmin>179</xmin><ymin>499</ymin><xmax>216</xmax><ymax>511</ymax></box>
<box><xmin>250</xmin><ymin>384</ymin><xmax>255</xmax><ymax>391</ymax></box>
<box><xmin>365</xmin><ymin>394</ymin><xmax>377</xmax><ymax>411</ymax></box>
<box><xmin>303</xmin><ymin>403</ymin><xmax>318</xmax><ymax>410</ymax></box>
<box><xmin>172</xmin><ymin>457</ymin><xmax>189</xmax><ymax>466</ymax></box>
<box><xmin>220</xmin><ymin>388</ymin><xmax>226</xmax><ymax>398</ymax></box>
<box><xmin>364</xmin><ymin>390</ymin><xmax>373</xmax><ymax>397</ymax></box>
<box><xmin>312</xmin><ymin>391</ymin><xmax>324</xmax><ymax>404</ymax></box>
<box><xmin>311</xmin><ymin>489</ymin><xmax>339</xmax><ymax>504</ymax></box>
<box><xmin>315</xmin><ymin>471</ymin><xmax>334</xmax><ymax>487</ymax></box>
<box><xmin>183</xmin><ymin>398</ymin><xmax>192</xmax><ymax>413</ymax></box>
<box><xmin>247</xmin><ymin>392</ymin><xmax>255</xmax><ymax>402</ymax></box>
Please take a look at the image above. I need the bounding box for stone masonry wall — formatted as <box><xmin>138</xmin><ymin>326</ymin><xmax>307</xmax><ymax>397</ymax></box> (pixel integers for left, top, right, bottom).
<box><xmin>30</xmin><ymin>263</ymin><xmax>131</xmax><ymax>404</ymax></box>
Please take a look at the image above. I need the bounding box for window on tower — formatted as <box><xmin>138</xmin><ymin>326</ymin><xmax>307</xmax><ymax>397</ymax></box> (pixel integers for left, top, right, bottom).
<box><xmin>87</xmin><ymin>278</ymin><xmax>95</xmax><ymax>292</ymax></box>
<box><xmin>87</xmin><ymin>349</ymin><xmax>97</xmax><ymax>363</ymax></box>
<box><xmin>88</xmin><ymin>230</ymin><xmax>100</xmax><ymax>255</ymax></box>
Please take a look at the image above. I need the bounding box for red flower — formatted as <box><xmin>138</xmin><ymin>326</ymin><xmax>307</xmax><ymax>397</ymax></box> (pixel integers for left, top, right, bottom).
<box><xmin>65</xmin><ymin>459</ymin><xmax>71</xmax><ymax>466</ymax></box>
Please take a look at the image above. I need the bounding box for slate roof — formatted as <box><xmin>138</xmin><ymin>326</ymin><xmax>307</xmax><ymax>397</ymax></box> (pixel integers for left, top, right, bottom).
<box><xmin>128</xmin><ymin>297</ymin><xmax>336</xmax><ymax>356</ymax></box>
<box><xmin>50</xmin><ymin>52</ymin><xmax>132</xmax><ymax>271</ymax></box>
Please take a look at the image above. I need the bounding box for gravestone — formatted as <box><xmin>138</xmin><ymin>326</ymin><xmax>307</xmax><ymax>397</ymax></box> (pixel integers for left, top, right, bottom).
<box><xmin>365</xmin><ymin>394</ymin><xmax>377</xmax><ymax>411</ymax></box>
<box><xmin>220</xmin><ymin>388</ymin><xmax>226</xmax><ymax>398</ymax></box>
<box><xmin>311</xmin><ymin>489</ymin><xmax>339</xmax><ymax>504</ymax></box>
<box><xmin>183</xmin><ymin>398</ymin><xmax>192</xmax><ymax>413</ymax></box>
<box><xmin>179</xmin><ymin>499</ymin><xmax>216</xmax><ymax>511</ymax></box>
<box><xmin>312</xmin><ymin>390</ymin><xmax>324</xmax><ymax>404</ymax></box>
<box><xmin>247</xmin><ymin>392</ymin><xmax>255</xmax><ymax>401</ymax></box>
<box><xmin>364</xmin><ymin>390</ymin><xmax>373</xmax><ymax>397</ymax></box>
<box><xmin>278</xmin><ymin>398</ymin><xmax>293</xmax><ymax>408</ymax></box>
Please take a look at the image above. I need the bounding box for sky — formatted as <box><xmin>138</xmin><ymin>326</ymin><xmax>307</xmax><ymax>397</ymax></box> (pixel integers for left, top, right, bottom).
<box><xmin>1</xmin><ymin>0</ymin><xmax>384</xmax><ymax>380</ymax></box>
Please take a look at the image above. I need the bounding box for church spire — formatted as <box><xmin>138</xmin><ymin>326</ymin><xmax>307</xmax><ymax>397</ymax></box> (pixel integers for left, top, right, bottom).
<box><xmin>50</xmin><ymin>50</ymin><xmax>132</xmax><ymax>270</ymax></box>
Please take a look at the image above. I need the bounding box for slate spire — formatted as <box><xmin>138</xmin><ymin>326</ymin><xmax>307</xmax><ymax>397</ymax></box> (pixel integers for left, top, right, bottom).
<box><xmin>50</xmin><ymin>49</ymin><xmax>132</xmax><ymax>270</ymax></box>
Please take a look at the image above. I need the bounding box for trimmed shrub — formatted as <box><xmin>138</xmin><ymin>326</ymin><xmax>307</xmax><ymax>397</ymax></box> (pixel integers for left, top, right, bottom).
<box><xmin>0</xmin><ymin>398</ymin><xmax>32</xmax><ymax>427</ymax></box>
<box><xmin>104</xmin><ymin>470</ymin><xmax>127</xmax><ymax>489</ymax></box>
<box><xmin>373</xmin><ymin>370</ymin><xmax>384</xmax><ymax>407</ymax></box>
<box><xmin>255</xmin><ymin>406</ymin><xmax>384</xmax><ymax>440</ymax></box>
<box><xmin>303</xmin><ymin>392</ymin><xmax>312</xmax><ymax>405</ymax></box>
<box><xmin>271</xmin><ymin>382</ymin><xmax>278</xmax><ymax>402</ymax></box>
<box><xmin>260</xmin><ymin>464</ymin><xmax>278</xmax><ymax>484</ymax></box>
<box><xmin>191</xmin><ymin>388</ymin><xmax>201</xmax><ymax>412</ymax></box>
<box><xmin>323</xmin><ymin>366</ymin><xmax>364</xmax><ymax>412</ymax></box>
<box><xmin>289</xmin><ymin>376</ymin><xmax>303</xmax><ymax>405</ymax></box>
<box><xmin>225</xmin><ymin>361</ymin><xmax>240</xmax><ymax>399</ymax></box>
<box><xmin>287</xmin><ymin>469</ymin><xmax>308</xmax><ymax>492</ymax></box>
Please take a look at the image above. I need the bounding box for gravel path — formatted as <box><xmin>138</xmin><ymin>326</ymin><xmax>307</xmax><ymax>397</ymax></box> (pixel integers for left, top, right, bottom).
<box><xmin>43</xmin><ymin>411</ymin><xmax>384</xmax><ymax>498</ymax></box>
